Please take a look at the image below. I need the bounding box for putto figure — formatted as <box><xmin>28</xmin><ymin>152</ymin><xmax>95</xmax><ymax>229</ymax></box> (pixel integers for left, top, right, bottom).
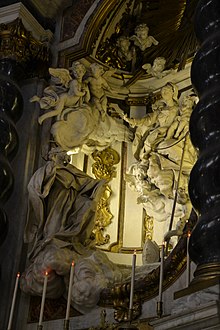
<box><xmin>30</xmin><ymin>61</ymin><xmax>133</xmax><ymax>154</ymax></box>
<box><xmin>142</xmin><ymin>57</ymin><xmax>173</xmax><ymax>79</ymax></box>
<box><xmin>84</xmin><ymin>63</ymin><xmax>114</xmax><ymax>120</ymax></box>
<box><xmin>32</xmin><ymin>62</ymin><xmax>90</xmax><ymax>125</ymax></box>
<box><xmin>130</xmin><ymin>24</ymin><xmax>159</xmax><ymax>51</ymax></box>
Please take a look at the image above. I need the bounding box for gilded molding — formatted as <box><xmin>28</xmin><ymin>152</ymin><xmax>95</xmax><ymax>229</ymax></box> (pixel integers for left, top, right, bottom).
<box><xmin>92</xmin><ymin>147</ymin><xmax>120</xmax><ymax>246</ymax></box>
<box><xmin>0</xmin><ymin>18</ymin><xmax>50</xmax><ymax>68</ymax></box>
<box><xmin>144</xmin><ymin>214</ymin><xmax>154</xmax><ymax>241</ymax></box>
<box><xmin>93</xmin><ymin>184</ymin><xmax>112</xmax><ymax>246</ymax></box>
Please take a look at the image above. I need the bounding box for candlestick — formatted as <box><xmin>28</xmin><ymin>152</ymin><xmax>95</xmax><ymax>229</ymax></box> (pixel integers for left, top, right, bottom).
<box><xmin>156</xmin><ymin>301</ymin><xmax>163</xmax><ymax>318</ymax></box>
<box><xmin>7</xmin><ymin>272</ymin><xmax>20</xmax><ymax>330</ymax></box>
<box><xmin>186</xmin><ymin>231</ymin><xmax>191</xmax><ymax>286</ymax></box>
<box><xmin>129</xmin><ymin>250</ymin><xmax>136</xmax><ymax>314</ymax></box>
<box><xmin>65</xmin><ymin>261</ymin><xmax>74</xmax><ymax>323</ymax></box>
<box><xmin>38</xmin><ymin>271</ymin><xmax>48</xmax><ymax>326</ymax></box>
<box><xmin>63</xmin><ymin>319</ymin><xmax>70</xmax><ymax>330</ymax></box>
<box><xmin>158</xmin><ymin>242</ymin><xmax>164</xmax><ymax>303</ymax></box>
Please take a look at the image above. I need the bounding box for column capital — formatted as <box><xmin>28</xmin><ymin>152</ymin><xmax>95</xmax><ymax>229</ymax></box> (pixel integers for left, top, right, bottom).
<box><xmin>0</xmin><ymin>3</ymin><xmax>53</xmax><ymax>78</ymax></box>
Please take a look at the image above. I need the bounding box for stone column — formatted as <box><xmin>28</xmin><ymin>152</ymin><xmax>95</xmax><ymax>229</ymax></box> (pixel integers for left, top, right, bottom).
<box><xmin>0</xmin><ymin>10</ymin><xmax>52</xmax><ymax>328</ymax></box>
<box><xmin>0</xmin><ymin>48</ymin><xmax>24</xmax><ymax>257</ymax></box>
<box><xmin>189</xmin><ymin>0</ymin><xmax>220</xmax><ymax>283</ymax></box>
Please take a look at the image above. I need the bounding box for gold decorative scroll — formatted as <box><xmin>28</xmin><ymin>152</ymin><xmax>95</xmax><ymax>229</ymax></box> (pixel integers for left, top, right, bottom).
<box><xmin>144</xmin><ymin>214</ymin><xmax>154</xmax><ymax>241</ymax></box>
<box><xmin>92</xmin><ymin>147</ymin><xmax>120</xmax><ymax>182</ymax></box>
<box><xmin>93</xmin><ymin>185</ymin><xmax>112</xmax><ymax>246</ymax></box>
<box><xmin>92</xmin><ymin>147</ymin><xmax>120</xmax><ymax>246</ymax></box>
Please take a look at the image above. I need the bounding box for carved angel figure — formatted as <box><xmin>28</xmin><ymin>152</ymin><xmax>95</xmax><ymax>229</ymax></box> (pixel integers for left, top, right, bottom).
<box><xmin>30</xmin><ymin>61</ymin><xmax>133</xmax><ymax>154</ymax></box>
<box><xmin>130</xmin><ymin>24</ymin><xmax>158</xmax><ymax>51</ymax></box>
<box><xmin>116</xmin><ymin>36</ymin><xmax>136</xmax><ymax>71</ymax></box>
<box><xmin>124</xmin><ymin>83</ymin><xmax>197</xmax><ymax>246</ymax></box>
<box><xmin>84</xmin><ymin>63</ymin><xmax>115</xmax><ymax>120</ymax></box>
<box><xmin>31</xmin><ymin>62</ymin><xmax>90</xmax><ymax>125</ymax></box>
<box><xmin>142</xmin><ymin>57</ymin><xmax>173</xmax><ymax>79</ymax></box>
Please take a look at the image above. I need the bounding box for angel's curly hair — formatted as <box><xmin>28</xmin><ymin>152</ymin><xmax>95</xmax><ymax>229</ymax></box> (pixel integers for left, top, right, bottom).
<box><xmin>69</xmin><ymin>61</ymin><xmax>86</xmax><ymax>76</ymax></box>
<box><xmin>134</xmin><ymin>23</ymin><xmax>149</xmax><ymax>34</ymax></box>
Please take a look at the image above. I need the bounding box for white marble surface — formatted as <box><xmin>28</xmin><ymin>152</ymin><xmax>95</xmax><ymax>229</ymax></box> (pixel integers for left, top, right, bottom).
<box><xmin>26</xmin><ymin>306</ymin><xmax>116</xmax><ymax>330</ymax></box>
<box><xmin>150</xmin><ymin>287</ymin><xmax>220</xmax><ymax>330</ymax></box>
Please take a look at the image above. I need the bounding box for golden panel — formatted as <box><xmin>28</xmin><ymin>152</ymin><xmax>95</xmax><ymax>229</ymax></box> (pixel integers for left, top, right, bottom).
<box><xmin>92</xmin><ymin>147</ymin><xmax>120</xmax><ymax>246</ymax></box>
<box><xmin>144</xmin><ymin>214</ymin><xmax>154</xmax><ymax>241</ymax></box>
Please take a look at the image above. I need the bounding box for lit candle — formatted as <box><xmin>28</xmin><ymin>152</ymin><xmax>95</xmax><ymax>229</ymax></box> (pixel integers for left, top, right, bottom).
<box><xmin>186</xmin><ymin>231</ymin><xmax>191</xmax><ymax>286</ymax></box>
<box><xmin>158</xmin><ymin>242</ymin><xmax>165</xmax><ymax>302</ymax></box>
<box><xmin>65</xmin><ymin>261</ymin><xmax>74</xmax><ymax>321</ymax></box>
<box><xmin>7</xmin><ymin>272</ymin><xmax>20</xmax><ymax>330</ymax></box>
<box><xmin>38</xmin><ymin>271</ymin><xmax>48</xmax><ymax>326</ymax></box>
<box><xmin>129</xmin><ymin>250</ymin><xmax>136</xmax><ymax>311</ymax></box>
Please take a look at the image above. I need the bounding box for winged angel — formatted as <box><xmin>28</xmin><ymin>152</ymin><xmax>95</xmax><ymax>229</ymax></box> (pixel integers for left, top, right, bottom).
<box><xmin>31</xmin><ymin>62</ymin><xmax>133</xmax><ymax>154</ymax></box>
<box><xmin>30</xmin><ymin>62</ymin><xmax>90</xmax><ymax>124</ymax></box>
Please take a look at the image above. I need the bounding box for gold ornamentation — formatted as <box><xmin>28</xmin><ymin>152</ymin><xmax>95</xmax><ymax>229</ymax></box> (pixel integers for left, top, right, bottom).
<box><xmin>111</xmin><ymin>283</ymin><xmax>141</xmax><ymax>323</ymax></box>
<box><xmin>92</xmin><ymin>147</ymin><xmax>120</xmax><ymax>182</ymax></box>
<box><xmin>144</xmin><ymin>214</ymin><xmax>154</xmax><ymax>241</ymax></box>
<box><xmin>92</xmin><ymin>147</ymin><xmax>120</xmax><ymax>246</ymax></box>
<box><xmin>93</xmin><ymin>184</ymin><xmax>112</xmax><ymax>246</ymax></box>
<box><xmin>0</xmin><ymin>18</ymin><xmax>50</xmax><ymax>64</ymax></box>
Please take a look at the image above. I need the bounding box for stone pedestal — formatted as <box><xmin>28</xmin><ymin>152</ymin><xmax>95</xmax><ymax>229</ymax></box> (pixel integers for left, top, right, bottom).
<box><xmin>150</xmin><ymin>284</ymin><xmax>220</xmax><ymax>330</ymax></box>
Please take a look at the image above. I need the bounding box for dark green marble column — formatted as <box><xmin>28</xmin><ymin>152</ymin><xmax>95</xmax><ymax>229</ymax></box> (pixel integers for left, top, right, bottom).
<box><xmin>0</xmin><ymin>17</ymin><xmax>51</xmax><ymax>329</ymax></box>
<box><xmin>0</xmin><ymin>59</ymin><xmax>23</xmax><ymax>245</ymax></box>
<box><xmin>189</xmin><ymin>0</ymin><xmax>220</xmax><ymax>283</ymax></box>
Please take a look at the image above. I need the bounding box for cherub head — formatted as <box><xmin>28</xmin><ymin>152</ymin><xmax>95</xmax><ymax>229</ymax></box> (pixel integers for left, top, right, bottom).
<box><xmin>181</xmin><ymin>95</ymin><xmax>197</xmax><ymax>108</ymax></box>
<box><xmin>69</xmin><ymin>61</ymin><xmax>86</xmax><ymax>79</ymax></box>
<box><xmin>152</xmin><ymin>57</ymin><xmax>166</xmax><ymax>72</ymax></box>
<box><xmin>117</xmin><ymin>36</ymin><xmax>131</xmax><ymax>52</ymax></box>
<box><xmin>134</xmin><ymin>24</ymin><xmax>149</xmax><ymax>40</ymax></box>
<box><xmin>161</xmin><ymin>82</ymin><xmax>178</xmax><ymax>102</ymax></box>
<box><xmin>90</xmin><ymin>63</ymin><xmax>104</xmax><ymax>78</ymax></box>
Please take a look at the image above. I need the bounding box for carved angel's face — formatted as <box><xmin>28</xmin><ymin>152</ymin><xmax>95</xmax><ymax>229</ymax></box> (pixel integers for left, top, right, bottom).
<box><xmin>182</xmin><ymin>96</ymin><xmax>194</xmax><ymax>108</ymax></box>
<box><xmin>91</xmin><ymin>64</ymin><xmax>103</xmax><ymax>78</ymax></box>
<box><xmin>74</xmin><ymin>64</ymin><xmax>86</xmax><ymax>79</ymax></box>
<box><xmin>161</xmin><ymin>85</ymin><xmax>174</xmax><ymax>101</ymax></box>
<box><xmin>136</xmin><ymin>27</ymin><xmax>149</xmax><ymax>40</ymax></box>
<box><xmin>153</xmin><ymin>58</ymin><xmax>165</xmax><ymax>72</ymax></box>
<box><xmin>118</xmin><ymin>38</ymin><xmax>130</xmax><ymax>51</ymax></box>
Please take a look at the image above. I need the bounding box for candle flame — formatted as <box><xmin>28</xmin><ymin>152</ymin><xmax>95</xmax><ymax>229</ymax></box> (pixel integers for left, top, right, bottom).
<box><xmin>71</xmin><ymin>261</ymin><xmax>74</xmax><ymax>267</ymax></box>
<box><xmin>187</xmin><ymin>231</ymin><xmax>191</xmax><ymax>238</ymax></box>
<box><xmin>17</xmin><ymin>272</ymin><xmax>20</xmax><ymax>278</ymax></box>
<box><xmin>45</xmin><ymin>271</ymin><xmax>48</xmax><ymax>276</ymax></box>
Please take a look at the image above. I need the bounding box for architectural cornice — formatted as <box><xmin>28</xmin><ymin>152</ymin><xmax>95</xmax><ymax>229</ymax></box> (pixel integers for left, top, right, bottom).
<box><xmin>0</xmin><ymin>2</ymin><xmax>53</xmax><ymax>41</ymax></box>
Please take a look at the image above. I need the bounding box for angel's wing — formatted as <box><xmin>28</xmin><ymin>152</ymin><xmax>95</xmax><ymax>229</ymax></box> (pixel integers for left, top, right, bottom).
<box><xmin>49</xmin><ymin>68</ymin><xmax>72</xmax><ymax>88</ymax></box>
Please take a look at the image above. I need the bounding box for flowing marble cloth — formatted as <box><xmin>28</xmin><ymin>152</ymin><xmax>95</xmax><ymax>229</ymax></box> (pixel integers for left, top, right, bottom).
<box><xmin>24</xmin><ymin>160</ymin><xmax>105</xmax><ymax>259</ymax></box>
